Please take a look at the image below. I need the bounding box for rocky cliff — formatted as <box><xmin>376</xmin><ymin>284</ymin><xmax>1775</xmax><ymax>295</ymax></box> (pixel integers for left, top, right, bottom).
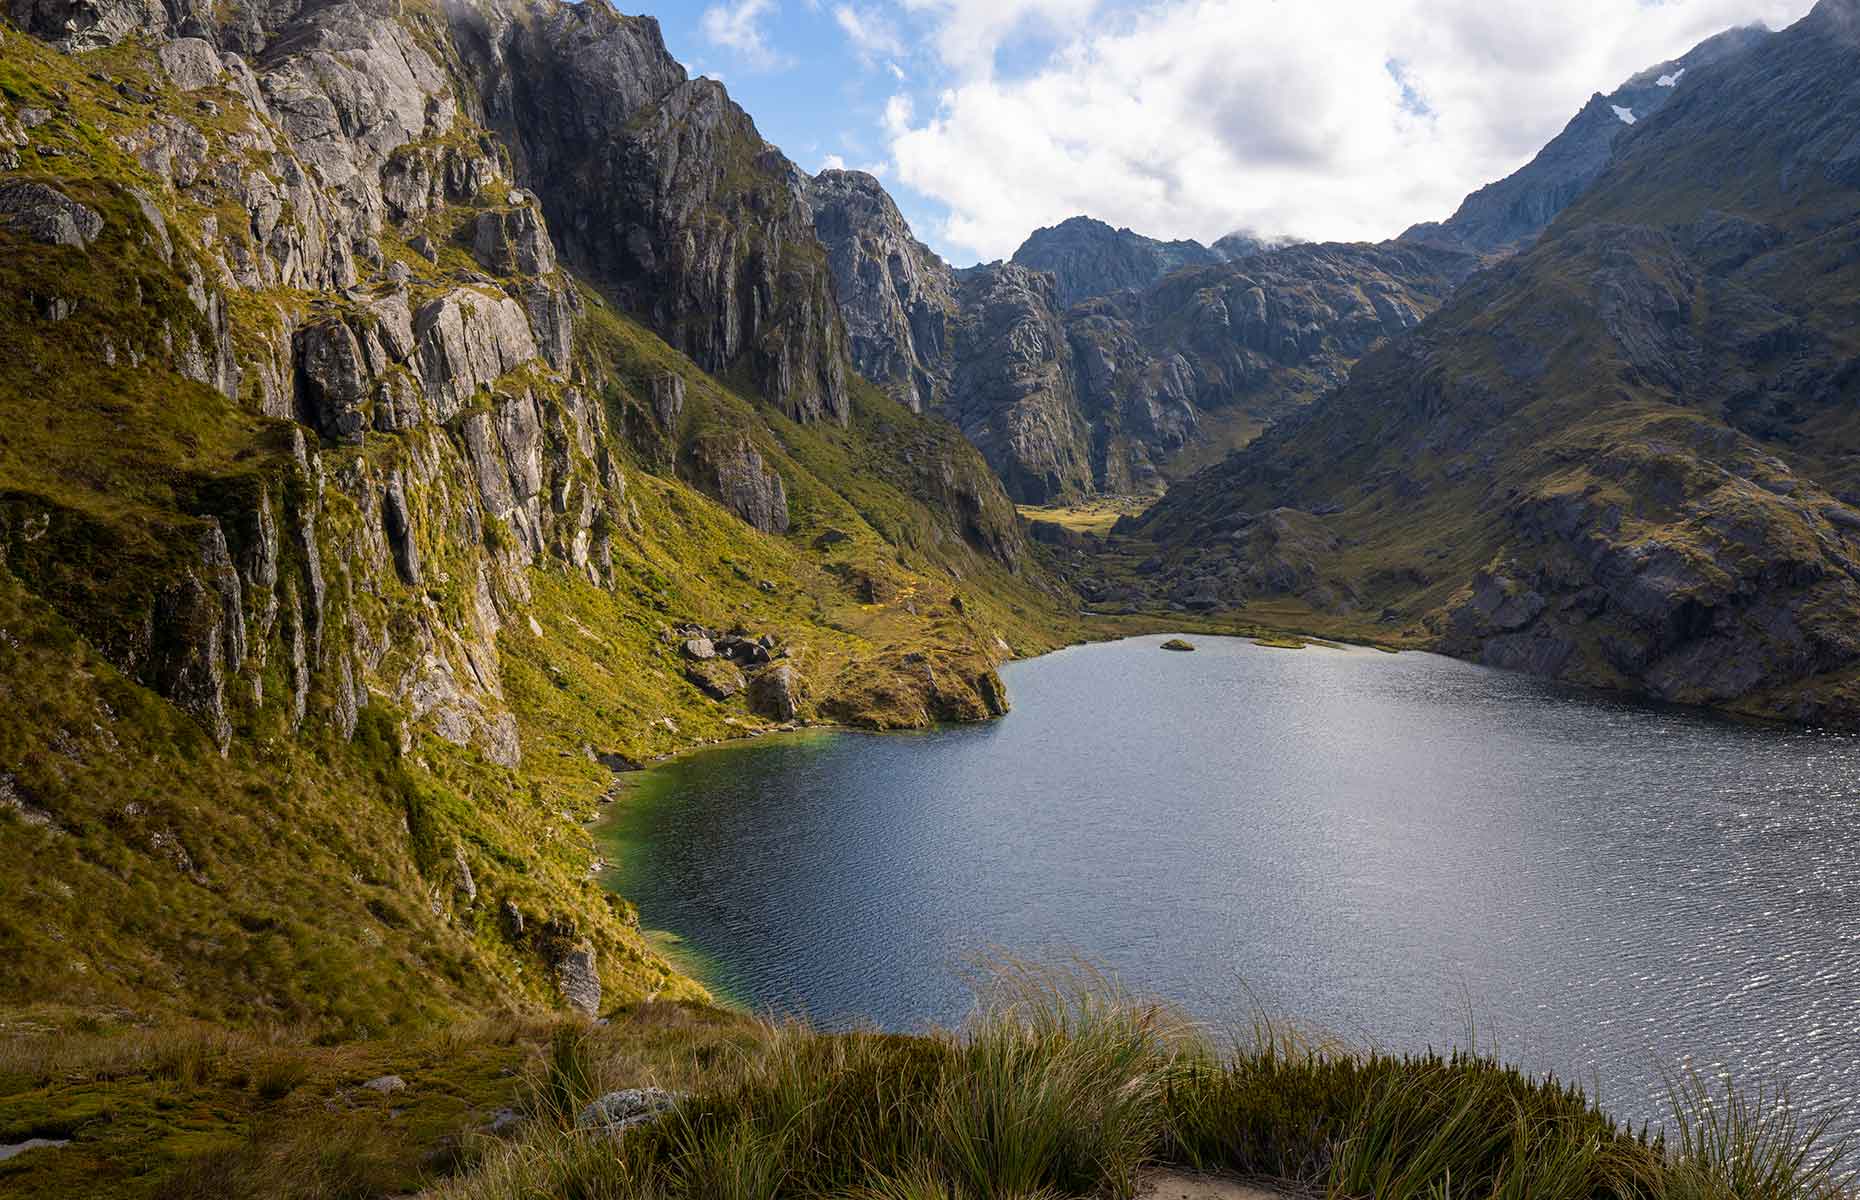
<box><xmin>0</xmin><ymin>0</ymin><xmax>1054</xmax><ymax>1028</ymax></box>
<box><xmin>808</xmin><ymin>177</ymin><xmax>1470</xmax><ymax>502</ymax></box>
<box><xmin>1126</xmin><ymin>0</ymin><xmax>1860</xmax><ymax>725</ymax></box>
<box><xmin>805</xmin><ymin>168</ymin><xmax>959</xmax><ymax>416</ymax></box>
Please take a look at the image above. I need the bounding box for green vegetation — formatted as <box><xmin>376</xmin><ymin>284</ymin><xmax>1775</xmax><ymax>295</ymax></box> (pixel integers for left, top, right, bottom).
<box><xmin>1019</xmin><ymin>494</ymin><xmax>1158</xmax><ymax>538</ymax></box>
<box><xmin>2</xmin><ymin>964</ymin><xmax>1846</xmax><ymax>1199</ymax></box>
<box><xmin>0</xmin><ymin>8</ymin><xmax>1075</xmax><ymax>1052</ymax></box>
<box><xmin>400</xmin><ymin>965</ymin><xmax>1843</xmax><ymax>1200</ymax></box>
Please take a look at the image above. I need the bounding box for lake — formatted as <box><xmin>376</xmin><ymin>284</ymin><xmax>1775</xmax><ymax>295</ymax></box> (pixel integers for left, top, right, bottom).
<box><xmin>597</xmin><ymin>634</ymin><xmax>1860</xmax><ymax>1132</ymax></box>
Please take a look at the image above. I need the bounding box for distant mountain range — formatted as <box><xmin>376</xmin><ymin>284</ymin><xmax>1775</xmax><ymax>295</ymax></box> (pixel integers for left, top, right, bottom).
<box><xmin>1119</xmin><ymin>0</ymin><xmax>1860</xmax><ymax>723</ymax></box>
<box><xmin>802</xmin><ymin>23</ymin><xmax>1779</xmax><ymax>505</ymax></box>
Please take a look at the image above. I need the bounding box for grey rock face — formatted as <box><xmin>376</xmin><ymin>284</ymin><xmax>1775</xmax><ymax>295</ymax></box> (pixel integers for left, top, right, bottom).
<box><xmin>412</xmin><ymin>288</ymin><xmax>539</xmax><ymax>420</ymax></box>
<box><xmin>157</xmin><ymin>37</ymin><xmax>222</xmax><ymax>91</ymax></box>
<box><xmin>0</xmin><ymin>181</ymin><xmax>103</xmax><ymax>247</ymax></box>
<box><xmin>485</xmin><ymin>5</ymin><xmax>849</xmax><ymax>424</ymax></box>
<box><xmin>553</xmin><ymin>939</ymin><xmax>601</xmax><ymax>1015</ymax></box>
<box><xmin>382</xmin><ymin>474</ymin><xmax>421</xmax><ymax>585</ymax></box>
<box><xmin>473</xmin><ymin>203</ymin><xmax>557</xmax><ymax>276</ymax></box>
<box><xmin>946</xmin><ymin>264</ymin><xmax>1094</xmax><ymax>503</ymax></box>
<box><xmin>295</xmin><ymin>318</ymin><xmax>370</xmax><ymax>443</ymax></box>
<box><xmin>7</xmin><ymin>0</ymin><xmax>181</xmax><ymax>48</ymax></box>
<box><xmin>806</xmin><ymin>169</ymin><xmax>958</xmax><ymax>413</ymax></box>
<box><xmin>147</xmin><ymin>522</ymin><xmax>247</xmax><ymax>754</ymax></box>
<box><xmin>685</xmin><ymin>434</ymin><xmax>789</xmax><ymax>534</ymax></box>
<box><xmin>809</xmin><ymin>172</ymin><xmax>1467</xmax><ymax>501</ymax></box>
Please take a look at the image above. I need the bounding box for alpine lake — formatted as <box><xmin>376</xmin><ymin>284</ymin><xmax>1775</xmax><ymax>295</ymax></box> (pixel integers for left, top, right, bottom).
<box><xmin>597</xmin><ymin>634</ymin><xmax>1860</xmax><ymax>1136</ymax></box>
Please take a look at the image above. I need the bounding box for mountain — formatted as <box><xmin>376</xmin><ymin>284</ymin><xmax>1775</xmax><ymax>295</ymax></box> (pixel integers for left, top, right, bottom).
<box><xmin>809</xmin><ymin>175</ymin><xmax>1471</xmax><ymax>502</ymax></box>
<box><xmin>1009</xmin><ymin>215</ymin><xmax>1228</xmax><ymax>308</ymax></box>
<box><xmin>0</xmin><ymin>0</ymin><xmax>1063</xmax><ymax>1029</ymax></box>
<box><xmin>1125</xmin><ymin>0</ymin><xmax>1860</xmax><ymax>724</ymax></box>
<box><xmin>1402</xmin><ymin>24</ymin><xmax>1770</xmax><ymax>255</ymax></box>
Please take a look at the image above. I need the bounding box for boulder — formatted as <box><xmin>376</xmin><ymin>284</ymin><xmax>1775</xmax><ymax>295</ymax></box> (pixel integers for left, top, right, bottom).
<box><xmin>553</xmin><ymin>939</ymin><xmax>601</xmax><ymax>1015</ymax></box>
<box><xmin>684</xmin><ymin>659</ymin><xmax>745</xmax><ymax>700</ymax></box>
<box><xmin>361</xmin><ymin>1075</ymin><xmax>406</xmax><ymax>1094</ymax></box>
<box><xmin>295</xmin><ymin>318</ymin><xmax>369</xmax><ymax>443</ymax></box>
<box><xmin>157</xmin><ymin>38</ymin><xmax>222</xmax><ymax>91</ymax></box>
<box><xmin>750</xmin><ymin>664</ymin><xmax>800</xmax><ymax>720</ymax></box>
<box><xmin>680</xmin><ymin>636</ymin><xmax>715</xmax><ymax>660</ymax></box>
<box><xmin>576</xmin><ymin>1087</ymin><xmax>682</xmax><ymax>1134</ymax></box>
<box><xmin>716</xmin><ymin>634</ymin><xmax>769</xmax><ymax>664</ymax></box>
<box><xmin>0</xmin><ymin>181</ymin><xmax>103</xmax><ymax>248</ymax></box>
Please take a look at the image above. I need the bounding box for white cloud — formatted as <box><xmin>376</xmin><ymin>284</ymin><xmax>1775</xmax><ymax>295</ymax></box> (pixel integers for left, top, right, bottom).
<box><xmin>701</xmin><ymin>0</ymin><xmax>788</xmax><ymax>70</ymax></box>
<box><xmin>822</xmin><ymin>153</ymin><xmax>849</xmax><ymax>170</ymax></box>
<box><xmin>898</xmin><ymin>0</ymin><xmax>1102</xmax><ymax>74</ymax></box>
<box><xmin>886</xmin><ymin>0</ymin><xmax>1815</xmax><ymax>262</ymax></box>
<box><xmin>835</xmin><ymin>4</ymin><xmax>906</xmax><ymax>61</ymax></box>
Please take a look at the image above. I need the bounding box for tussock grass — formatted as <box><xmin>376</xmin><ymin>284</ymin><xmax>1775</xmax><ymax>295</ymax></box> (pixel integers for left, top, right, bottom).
<box><xmin>421</xmin><ymin>965</ymin><xmax>1853</xmax><ymax>1200</ymax></box>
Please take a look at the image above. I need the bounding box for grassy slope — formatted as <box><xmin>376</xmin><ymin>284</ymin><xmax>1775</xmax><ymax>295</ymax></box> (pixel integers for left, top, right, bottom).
<box><xmin>0</xmin><ymin>0</ymin><xmax>1069</xmax><ymax>1099</ymax></box>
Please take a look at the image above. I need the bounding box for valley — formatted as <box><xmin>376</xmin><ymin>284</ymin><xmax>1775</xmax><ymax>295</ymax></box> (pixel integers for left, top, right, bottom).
<box><xmin>2</xmin><ymin>0</ymin><xmax>1859</xmax><ymax>1195</ymax></box>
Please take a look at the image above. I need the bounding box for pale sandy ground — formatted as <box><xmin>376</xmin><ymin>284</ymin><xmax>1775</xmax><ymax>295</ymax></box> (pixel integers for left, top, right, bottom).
<box><xmin>1135</xmin><ymin>1169</ymin><xmax>1297</xmax><ymax>1200</ymax></box>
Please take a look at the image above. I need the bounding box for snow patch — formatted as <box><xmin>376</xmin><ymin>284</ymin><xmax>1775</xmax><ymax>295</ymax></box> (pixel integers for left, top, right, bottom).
<box><xmin>1657</xmin><ymin>68</ymin><xmax>1686</xmax><ymax>87</ymax></box>
<box><xmin>1612</xmin><ymin>105</ymin><xmax>1637</xmax><ymax>125</ymax></box>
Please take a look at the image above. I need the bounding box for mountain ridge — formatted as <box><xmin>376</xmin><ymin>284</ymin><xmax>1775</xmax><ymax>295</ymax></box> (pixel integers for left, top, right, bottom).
<box><xmin>1119</xmin><ymin>0</ymin><xmax>1860</xmax><ymax>724</ymax></box>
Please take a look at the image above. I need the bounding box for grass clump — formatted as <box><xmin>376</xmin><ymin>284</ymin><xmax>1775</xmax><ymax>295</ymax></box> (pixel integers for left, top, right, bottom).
<box><xmin>424</xmin><ymin>966</ymin><xmax>1850</xmax><ymax>1200</ymax></box>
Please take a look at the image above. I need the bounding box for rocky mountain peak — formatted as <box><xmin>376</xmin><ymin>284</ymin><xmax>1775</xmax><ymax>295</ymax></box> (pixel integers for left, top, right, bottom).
<box><xmin>1010</xmin><ymin>215</ymin><xmax>1224</xmax><ymax>308</ymax></box>
<box><xmin>1805</xmin><ymin>0</ymin><xmax>1860</xmax><ymax>45</ymax></box>
<box><xmin>1401</xmin><ymin>24</ymin><xmax>1770</xmax><ymax>256</ymax></box>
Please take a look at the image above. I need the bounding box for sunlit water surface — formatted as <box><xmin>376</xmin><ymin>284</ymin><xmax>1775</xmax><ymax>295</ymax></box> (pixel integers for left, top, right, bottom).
<box><xmin>598</xmin><ymin>635</ymin><xmax>1860</xmax><ymax>1132</ymax></box>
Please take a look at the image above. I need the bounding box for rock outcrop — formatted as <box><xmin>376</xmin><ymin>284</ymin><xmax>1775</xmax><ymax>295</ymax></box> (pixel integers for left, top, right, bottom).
<box><xmin>0</xmin><ymin>180</ymin><xmax>103</xmax><ymax>247</ymax></box>
<box><xmin>477</xmin><ymin>5</ymin><xmax>849</xmax><ymax>424</ymax></box>
<box><xmin>806</xmin><ymin>169</ymin><xmax>959</xmax><ymax>414</ymax></box>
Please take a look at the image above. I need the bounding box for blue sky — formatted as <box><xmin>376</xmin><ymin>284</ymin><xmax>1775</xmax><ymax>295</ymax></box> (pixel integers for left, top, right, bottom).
<box><xmin>656</xmin><ymin>0</ymin><xmax>1084</xmax><ymax>266</ymax></box>
<box><xmin>653</xmin><ymin>0</ymin><xmax>1815</xmax><ymax>267</ymax></box>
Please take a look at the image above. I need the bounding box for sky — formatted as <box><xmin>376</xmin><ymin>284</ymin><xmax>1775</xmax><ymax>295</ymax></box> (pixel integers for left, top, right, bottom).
<box><xmin>658</xmin><ymin>0</ymin><xmax>1818</xmax><ymax>267</ymax></box>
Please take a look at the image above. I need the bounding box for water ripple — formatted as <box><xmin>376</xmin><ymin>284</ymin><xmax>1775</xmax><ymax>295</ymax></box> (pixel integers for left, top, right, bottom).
<box><xmin>600</xmin><ymin>636</ymin><xmax>1860</xmax><ymax>1137</ymax></box>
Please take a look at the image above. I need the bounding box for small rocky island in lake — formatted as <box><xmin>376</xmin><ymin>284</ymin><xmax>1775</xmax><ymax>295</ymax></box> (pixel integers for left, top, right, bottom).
<box><xmin>1161</xmin><ymin>638</ymin><xmax>1197</xmax><ymax>652</ymax></box>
